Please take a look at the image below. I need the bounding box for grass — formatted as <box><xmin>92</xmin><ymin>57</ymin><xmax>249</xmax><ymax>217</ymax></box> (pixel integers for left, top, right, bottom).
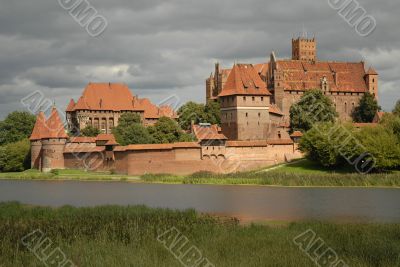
<box><xmin>141</xmin><ymin>160</ymin><xmax>400</xmax><ymax>187</ymax></box>
<box><xmin>0</xmin><ymin>202</ymin><xmax>399</xmax><ymax>267</ymax></box>
<box><xmin>1</xmin><ymin>160</ymin><xmax>400</xmax><ymax>187</ymax></box>
<box><xmin>0</xmin><ymin>169</ymin><xmax>139</xmax><ymax>181</ymax></box>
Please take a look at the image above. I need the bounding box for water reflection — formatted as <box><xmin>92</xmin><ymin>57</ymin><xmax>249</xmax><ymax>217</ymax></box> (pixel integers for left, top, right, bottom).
<box><xmin>0</xmin><ymin>180</ymin><xmax>399</xmax><ymax>223</ymax></box>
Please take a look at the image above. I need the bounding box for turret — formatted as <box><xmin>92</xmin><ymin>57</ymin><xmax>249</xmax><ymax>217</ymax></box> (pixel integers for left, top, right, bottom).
<box><xmin>29</xmin><ymin>112</ymin><xmax>47</xmax><ymax>170</ymax></box>
<box><xmin>41</xmin><ymin>107</ymin><xmax>69</xmax><ymax>172</ymax></box>
<box><xmin>365</xmin><ymin>67</ymin><xmax>378</xmax><ymax>101</ymax></box>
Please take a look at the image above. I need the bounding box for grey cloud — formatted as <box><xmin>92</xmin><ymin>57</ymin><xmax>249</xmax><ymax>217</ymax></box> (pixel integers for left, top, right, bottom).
<box><xmin>0</xmin><ymin>0</ymin><xmax>399</xmax><ymax>119</ymax></box>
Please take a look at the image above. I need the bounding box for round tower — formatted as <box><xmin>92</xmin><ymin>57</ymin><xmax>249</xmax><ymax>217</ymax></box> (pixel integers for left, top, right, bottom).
<box><xmin>40</xmin><ymin>107</ymin><xmax>69</xmax><ymax>173</ymax></box>
<box><xmin>29</xmin><ymin>111</ymin><xmax>47</xmax><ymax>170</ymax></box>
<box><xmin>41</xmin><ymin>138</ymin><xmax>67</xmax><ymax>172</ymax></box>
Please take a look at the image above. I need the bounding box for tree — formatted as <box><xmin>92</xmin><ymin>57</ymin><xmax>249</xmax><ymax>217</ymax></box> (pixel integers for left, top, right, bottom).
<box><xmin>355</xmin><ymin>125</ymin><xmax>400</xmax><ymax>170</ymax></box>
<box><xmin>290</xmin><ymin>89</ymin><xmax>338</xmax><ymax>132</ymax></box>
<box><xmin>0</xmin><ymin>111</ymin><xmax>36</xmax><ymax>146</ymax></box>
<box><xmin>81</xmin><ymin>125</ymin><xmax>100</xmax><ymax>137</ymax></box>
<box><xmin>0</xmin><ymin>139</ymin><xmax>31</xmax><ymax>172</ymax></box>
<box><xmin>379</xmin><ymin>113</ymin><xmax>400</xmax><ymax>142</ymax></box>
<box><xmin>204</xmin><ymin>101</ymin><xmax>221</xmax><ymax>126</ymax></box>
<box><xmin>393</xmin><ymin>100</ymin><xmax>400</xmax><ymax>116</ymax></box>
<box><xmin>352</xmin><ymin>92</ymin><xmax>381</xmax><ymax>123</ymax></box>
<box><xmin>118</xmin><ymin>113</ymin><xmax>142</xmax><ymax>128</ymax></box>
<box><xmin>178</xmin><ymin>102</ymin><xmax>207</xmax><ymax>130</ymax></box>
<box><xmin>149</xmin><ymin>117</ymin><xmax>194</xmax><ymax>144</ymax></box>
<box><xmin>113</xmin><ymin>123</ymin><xmax>154</xmax><ymax>146</ymax></box>
<box><xmin>299</xmin><ymin>122</ymin><xmax>360</xmax><ymax>168</ymax></box>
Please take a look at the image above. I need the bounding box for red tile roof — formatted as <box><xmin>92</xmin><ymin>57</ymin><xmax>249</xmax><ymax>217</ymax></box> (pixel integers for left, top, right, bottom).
<box><xmin>366</xmin><ymin>67</ymin><xmax>378</xmax><ymax>75</ymax></box>
<box><xmin>64</xmin><ymin>146</ymin><xmax>105</xmax><ymax>153</ymax></box>
<box><xmin>290</xmin><ymin>131</ymin><xmax>303</xmax><ymax>137</ymax></box>
<box><xmin>254</xmin><ymin>63</ymin><xmax>269</xmax><ymax>77</ymax></box>
<box><xmin>66</xmin><ymin>99</ymin><xmax>76</xmax><ymax>112</ymax></box>
<box><xmin>69</xmin><ymin>83</ymin><xmax>178</xmax><ymax>119</ymax></box>
<box><xmin>192</xmin><ymin>124</ymin><xmax>227</xmax><ymax>141</ymax></box>
<box><xmin>114</xmin><ymin>142</ymin><xmax>200</xmax><ymax>152</ymax></box>
<box><xmin>30</xmin><ymin>112</ymin><xmax>48</xmax><ymax>141</ymax></box>
<box><xmin>69</xmin><ymin>137</ymin><xmax>96</xmax><ymax>143</ymax></box>
<box><xmin>219</xmin><ymin>64</ymin><xmax>272</xmax><ymax>97</ymax></box>
<box><xmin>275</xmin><ymin>60</ymin><xmax>370</xmax><ymax>93</ymax></box>
<box><xmin>269</xmin><ymin>104</ymin><xmax>284</xmax><ymax>115</ymax></box>
<box><xmin>72</xmin><ymin>83</ymin><xmax>141</xmax><ymax>111</ymax></box>
<box><xmin>42</xmin><ymin>107</ymin><xmax>68</xmax><ymax>139</ymax></box>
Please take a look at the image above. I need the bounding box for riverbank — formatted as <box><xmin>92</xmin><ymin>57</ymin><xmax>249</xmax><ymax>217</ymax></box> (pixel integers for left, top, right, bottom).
<box><xmin>0</xmin><ymin>202</ymin><xmax>398</xmax><ymax>267</ymax></box>
<box><xmin>1</xmin><ymin>160</ymin><xmax>399</xmax><ymax>187</ymax></box>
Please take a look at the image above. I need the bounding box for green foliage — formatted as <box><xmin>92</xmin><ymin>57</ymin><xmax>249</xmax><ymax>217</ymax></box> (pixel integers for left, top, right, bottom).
<box><xmin>380</xmin><ymin>113</ymin><xmax>400</xmax><ymax>142</ymax></box>
<box><xmin>356</xmin><ymin>125</ymin><xmax>400</xmax><ymax>170</ymax></box>
<box><xmin>149</xmin><ymin>117</ymin><xmax>194</xmax><ymax>144</ymax></box>
<box><xmin>352</xmin><ymin>92</ymin><xmax>381</xmax><ymax>123</ymax></box>
<box><xmin>290</xmin><ymin>89</ymin><xmax>338</xmax><ymax>132</ymax></box>
<box><xmin>0</xmin><ymin>139</ymin><xmax>31</xmax><ymax>172</ymax></box>
<box><xmin>393</xmin><ymin>100</ymin><xmax>400</xmax><ymax>116</ymax></box>
<box><xmin>1</xmin><ymin>202</ymin><xmax>399</xmax><ymax>267</ymax></box>
<box><xmin>113</xmin><ymin>123</ymin><xmax>154</xmax><ymax>146</ymax></box>
<box><xmin>118</xmin><ymin>112</ymin><xmax>142</xmax><ymax>127</ymax></box>
<box><xmin>80</xmin><ymin>125</ymin><xmax>101</xmax><ymax>137</ymax></box>
<box><xmin>0</xmin><ymin>111</ymin><xmax>36</xmax><ymax>146</ymax></box>
<box><xmin>178</xmin><ymin>102</ymin><xmax>207</xmax><ymax>130</ymax></box>
<box><xmin>299</xmin><ymin>122</ymin><xmax>360</xmax><ymax>168</ymax></box>
<box><xmin>178</xmin><ymin>101</ymin><xmax>221</xmax><ymax>130</ymax></box>
<box><xmin>204</xmin><ymin>101</ymin><xmax>221</xmax><ymax>125</ymax></box>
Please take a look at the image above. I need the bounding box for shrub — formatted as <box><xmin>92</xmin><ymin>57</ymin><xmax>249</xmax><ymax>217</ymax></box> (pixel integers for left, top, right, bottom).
<box><xmin>0</xmin><ymin>139</ymin><xmax>31</xmax><ymax>172</ymax></box>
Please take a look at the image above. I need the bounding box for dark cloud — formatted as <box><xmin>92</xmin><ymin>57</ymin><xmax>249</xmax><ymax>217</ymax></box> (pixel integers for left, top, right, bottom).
<box><xmin>0</xmin><ymin>0</ymin><xmax>399</xmax><ymax>119</ymax></box>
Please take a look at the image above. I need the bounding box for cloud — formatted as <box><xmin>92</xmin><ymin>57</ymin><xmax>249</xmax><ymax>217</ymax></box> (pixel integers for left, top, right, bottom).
<box><xmin>0</xmin><ymin>0</ymin><xmax>399</xmax><ymax>119</ymax></box>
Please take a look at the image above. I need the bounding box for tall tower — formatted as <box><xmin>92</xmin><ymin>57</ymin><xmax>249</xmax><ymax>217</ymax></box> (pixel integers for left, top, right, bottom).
<box><xmin>365</xmin><ymin>67</ymin><xmax>378</xmax><ymax>101</ymax></box>
<box><xmin>218</xmin><ymin>64</ymin><xmax>272</xmax><ymax>141</ymax></box>
<box><xmin>41</xmin><ymin>107</ymin><xmax>69</xmax><ymax>172</ymax></box>
<box><xmin>292</xmin><ymin>37</ymin><xmax>317</xmax><ymax>62</ymax></box>
<box><xmin>29</xmin><ymin>111</ymin><xmax>47</xmax><ymax>170</ymax></box>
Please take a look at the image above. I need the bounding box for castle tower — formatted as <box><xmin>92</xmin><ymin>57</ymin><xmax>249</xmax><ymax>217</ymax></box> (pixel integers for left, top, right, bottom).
<box><xmin>218</xmin><ymin>64</ymin><xmax>272</xmax><ymax>141</ymax></box>
<box><xmin>29</xmin><ymin>111</ymin><xmax>47</xmax><ymax>170</ymax></box>
<box><xmin>365</xmin><ymin>67</ymin><xmax>378</xmax><ymax>101</ymax></box>
<box><xmin>41</xmin><ymin>107</ymin><xmax>69</xmax><ymax>172</ymax></box>
<box><xmin>292</xmin><ymin>37</ymin><xmax>317</xmax><ymax>62</ymax></box>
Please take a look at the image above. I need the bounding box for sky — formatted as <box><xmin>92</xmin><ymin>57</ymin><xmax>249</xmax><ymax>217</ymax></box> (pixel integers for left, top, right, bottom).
<box><xmin>0</xmin><ymin>0</ymin><xmax>399</xmax><ymax>119</ymax></box>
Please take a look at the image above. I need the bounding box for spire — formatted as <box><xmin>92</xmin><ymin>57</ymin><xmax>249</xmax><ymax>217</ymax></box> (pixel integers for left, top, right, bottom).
<box><xmin>43</xmin><ymin>107</ymin><xmax>68</xmax><ymax>139</ymax></box>
<box><xmin>30</xmin><ymin>112</ymin><xmax>48</xmax><ymax>141</ymax></box>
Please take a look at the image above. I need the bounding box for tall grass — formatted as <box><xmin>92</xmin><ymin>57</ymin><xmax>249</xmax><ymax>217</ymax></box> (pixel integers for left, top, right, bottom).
<box><xmin>0</xmin><ymin>202</ymin><xmax>399</xmax><ymax>267</ymax></box>
<box><xmin>142</xmin><ymin>170</ymin><xmax>400</xmax><ymax>187</ymax></box>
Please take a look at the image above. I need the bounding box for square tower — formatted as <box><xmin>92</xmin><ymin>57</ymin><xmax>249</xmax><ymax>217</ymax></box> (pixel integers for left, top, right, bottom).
<box><xmin>218</xmin><ymin>64</ymin><xmax>272</xmax><ymax>141</ymax></box>
<box><xmin>292</xmin><ymin>37</ymin><xmax>317</xmax><ymax>62</ymax></box>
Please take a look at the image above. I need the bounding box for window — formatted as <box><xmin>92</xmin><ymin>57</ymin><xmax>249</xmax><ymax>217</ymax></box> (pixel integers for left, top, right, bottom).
<box><xmin>246</xmin><ymin>113</ymin><xmax>248</xmax><ymax>117</ymax></box>
<box><xmin>252</xmin><ymin>97</ymin><xmax>255</xmax><ymax>101</ymax></box>
<box><xmin>345</xmin><ymin>102</ymin><xmax>347</xmax><ymax>113</ymax></box>
<box><xmin>261</xmin><ymin>97</ymin><xmax>264</xmax><ymax>101</ymax></box>
<box><xmin>258</xmin><ymin>113</ymin><xmax>261</xmax><ymax>117</ymax></box>
<box><xmin>243</xmin><ymin>96</ymin><xmax>246</xmax><ymax>101</ymax></box>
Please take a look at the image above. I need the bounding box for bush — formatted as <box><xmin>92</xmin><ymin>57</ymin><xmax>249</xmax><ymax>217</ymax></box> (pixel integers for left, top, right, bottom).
<box><xmin>0</xmin><ymin>139</ymin><xmax>31</xmax><ymax>172</ymax></box>
<box><xmin>80</xmin><ymin>125</ymin><xmax>100</xmax><ymax>137</ymax></box>
<box><xmin>299</xmin><ymin>122</ymin><xmax>360</xmax><ymax>168</ymax></box>
<box><xmin>356</xmin><ymin>125</ymin><xmax>400</xmax><ymax>170</ymax></box>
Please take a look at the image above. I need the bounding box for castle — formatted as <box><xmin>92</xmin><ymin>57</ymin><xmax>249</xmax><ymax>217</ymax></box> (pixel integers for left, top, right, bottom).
<box><xmin>207</xmin><ymin>37</ymin><xmax>378</xmax><ymax>122</ymax></box>
<box><xmin>66</xmin><ymin>83</ymin><xmax>178</xmax><ymax>135</ymax></box>
<box><xmin>29</xmin><ymin>37</ymin><xmax>378</xmax><ymax>175</ymax></box>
